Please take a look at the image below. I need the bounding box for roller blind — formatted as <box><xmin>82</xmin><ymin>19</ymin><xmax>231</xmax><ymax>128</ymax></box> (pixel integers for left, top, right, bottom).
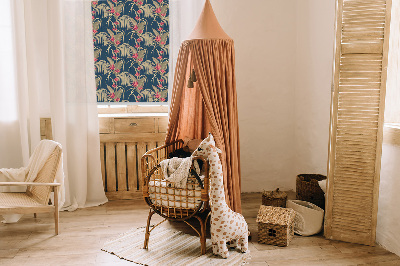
<box><xmin>92</xmin><ymin>0</ymin><xmax>169</xmax><ymax>103</ymax></box>
<box><xmin>325</xmin><ymin>0</ymin><xmax>392</xmax><ymax>245</ymax></box>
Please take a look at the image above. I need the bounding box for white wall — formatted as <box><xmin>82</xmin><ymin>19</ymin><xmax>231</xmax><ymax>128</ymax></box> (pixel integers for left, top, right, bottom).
<box><xmin>376</xmin><ymin>2</ymin><xmax>400</xmax><ymax>255</ymax></box>
<box><xmin>212</xmin><ymin>0</ymin><xmax>335</xmax><ymax>192</ymax></box>
<box><xmin>212</xmin><ymin>0</ymin><xmax>297</xmax><ymax>192</ymax></box>
<box><xmin>294</xmin><ymin>1</ymin><xmax>335</xmax><ymax>178</ymax></box>
<box><xmin>377</xmin><ymin>142</ymin><xmax>400</xmax><ymax>256</ymax></box>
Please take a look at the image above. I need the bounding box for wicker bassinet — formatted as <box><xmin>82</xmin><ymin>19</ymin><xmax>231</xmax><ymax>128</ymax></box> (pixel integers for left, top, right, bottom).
<box><xmin>141</xmin><ymin>140</ymin><xmax>210</xmax><ymax>254</ymax></box>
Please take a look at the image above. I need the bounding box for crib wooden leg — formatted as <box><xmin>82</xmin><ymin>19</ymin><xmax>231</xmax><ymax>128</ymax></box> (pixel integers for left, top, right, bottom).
<box><xmin>193</xmin><ymin>214</ymin><xmax>208</xmax><ymax>255</ymax></box>
<box><xmin>144</xmin><ymin>209</ymin><xmax>155</xmax><ymax>249</ymax></box>
<box><xmin>199</xmin><ymin>217</ymin><xmax>206</xmax><ymax>255</ymax></box>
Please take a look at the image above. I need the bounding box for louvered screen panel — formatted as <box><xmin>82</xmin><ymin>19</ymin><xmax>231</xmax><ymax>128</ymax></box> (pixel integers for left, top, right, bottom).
<box><xmin>325</xmin><ymin>0</ymin><xmax>392</xmax><ymax>245</ymax></box>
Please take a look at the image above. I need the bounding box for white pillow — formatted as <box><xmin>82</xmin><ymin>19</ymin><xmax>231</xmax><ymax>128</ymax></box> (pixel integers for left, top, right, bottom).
<box><xmin>318</xmin><ymin>179</ymin><xmax>327</xmax><ymax>194</ymax></box>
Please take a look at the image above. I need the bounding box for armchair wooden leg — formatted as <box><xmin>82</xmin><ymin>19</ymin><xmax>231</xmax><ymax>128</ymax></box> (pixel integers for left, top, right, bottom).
<box><xmin>144</xmin><ymin>209</ymin><xmax>155</xmax><ymax>249</ymax></box>
<box><xmin>54</xmin><ymin>186</ymin><xmax>59</xmax><ymax>235</ymax></box>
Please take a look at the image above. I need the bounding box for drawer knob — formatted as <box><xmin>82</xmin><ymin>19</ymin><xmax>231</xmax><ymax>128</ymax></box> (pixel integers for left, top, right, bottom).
<box><xmin>129</xmin><ymin>123</ymin><xmax>138</xmax><ymax>127</ymax></box>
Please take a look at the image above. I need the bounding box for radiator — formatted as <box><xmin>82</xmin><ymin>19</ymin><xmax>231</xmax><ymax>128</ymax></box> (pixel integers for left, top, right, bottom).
<box><xmin>99</xmin><ymin>116</ymin><xmax>168</xmax><ymax>200</ymax></box>
<box><xmin>100</xmin><ymin>141</ymin><xmax>165</xmax><ymax>200</ymax></box>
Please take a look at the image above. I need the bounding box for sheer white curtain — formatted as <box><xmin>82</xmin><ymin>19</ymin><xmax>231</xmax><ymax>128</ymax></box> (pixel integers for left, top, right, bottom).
<box><xmin>51</xmin><ymin>0</ymin><xmax>108</xmax><ymax>210</ymax></box>
<box><xmin>168</xmin><ymin>0</ymin><xmax>204</xmax><ymax>104</ymax></box>
<box><xmin>0</xmin><ymin>0</ymin><xmax>24</xmax><ymax>169</ymax></box>
<box><xmin>0</xmin><ymin>0</ymin><xmax>107</xmax><ymax>211</ymax></box>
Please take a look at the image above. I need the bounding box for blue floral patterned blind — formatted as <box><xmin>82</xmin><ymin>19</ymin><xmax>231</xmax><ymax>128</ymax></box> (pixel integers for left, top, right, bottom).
<box><xmin>92</xmin><ymin>0</ymin><xmax>169</xmax><ymax>103</ymax></box>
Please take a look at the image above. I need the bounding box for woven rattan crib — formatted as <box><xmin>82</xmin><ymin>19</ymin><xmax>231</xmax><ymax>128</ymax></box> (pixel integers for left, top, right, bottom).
<box><xmin>141</xmin><ymin>140</ymin><xmax>210</xmax><ymax>254</ymax></box>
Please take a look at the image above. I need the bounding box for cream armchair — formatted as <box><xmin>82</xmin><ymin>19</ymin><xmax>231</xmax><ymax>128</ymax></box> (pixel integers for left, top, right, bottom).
<box><xmin>0</xmin><ymin>145</ymin><xmax>62</xmax><ymax>234</ymax></box>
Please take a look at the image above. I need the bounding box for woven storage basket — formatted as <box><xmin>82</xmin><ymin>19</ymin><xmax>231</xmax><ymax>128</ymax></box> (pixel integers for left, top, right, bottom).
<box><xmin>262</xmin><ymin>188</ymin><xmax>287</xmax><ymax>208</ymax></box>
<box><xmin>256</xmin><ymin>205</ymin><xmax>296</xmax><ymax>247</ymax></box>
<box><xmin>296</xmin><ymin>174</ymin><xmax>326</xmax><ymax>209</ymax></box>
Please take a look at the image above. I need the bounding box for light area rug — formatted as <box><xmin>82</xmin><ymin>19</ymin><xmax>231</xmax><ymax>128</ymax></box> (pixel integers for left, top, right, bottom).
<box><xmin>102</xmin><ymin>226</ymin><xmax>250</xmax><ymax>265</ymax></box>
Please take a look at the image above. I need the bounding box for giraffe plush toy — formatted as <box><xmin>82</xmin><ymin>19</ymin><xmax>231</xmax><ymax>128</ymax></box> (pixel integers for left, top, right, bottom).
<box><xmin>192</xmin><ymin>133</ymin><xmax>248</xmax><ymax>258</ymax></box>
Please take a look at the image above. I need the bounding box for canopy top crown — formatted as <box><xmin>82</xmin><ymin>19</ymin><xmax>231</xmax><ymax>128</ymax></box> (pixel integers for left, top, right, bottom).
<box><xmin>188</xmin><ymin>0</ymin><xmax>231</xmax><ymax>40</ymax></box>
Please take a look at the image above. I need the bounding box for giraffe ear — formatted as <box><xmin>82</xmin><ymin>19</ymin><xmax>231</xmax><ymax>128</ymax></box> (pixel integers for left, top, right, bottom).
<box><xmin>211</xmin><ymin>144</ymin><xmax>222</xmax><ymax>154</ymax></box>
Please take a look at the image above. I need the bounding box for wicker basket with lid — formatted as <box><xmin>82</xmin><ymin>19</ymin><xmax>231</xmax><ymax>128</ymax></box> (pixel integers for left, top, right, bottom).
<box><xmin>262</xmin><ymin>188</ymin><xmax>287</xmax><ymax>208</ymax></box>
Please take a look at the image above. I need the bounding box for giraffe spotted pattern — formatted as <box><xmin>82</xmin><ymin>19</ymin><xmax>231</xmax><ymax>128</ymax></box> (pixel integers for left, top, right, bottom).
<box><xmin>192</xmin><ymin>134</ymin><xmax>249</xmax><ymax>258</ymax></box>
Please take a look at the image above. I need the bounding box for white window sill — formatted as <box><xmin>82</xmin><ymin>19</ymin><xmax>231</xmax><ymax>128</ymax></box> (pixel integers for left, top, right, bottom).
<box><xmin>98</xmin><ymin>113</ymin><xmax>168</xmax><ymax>118</ymax></box>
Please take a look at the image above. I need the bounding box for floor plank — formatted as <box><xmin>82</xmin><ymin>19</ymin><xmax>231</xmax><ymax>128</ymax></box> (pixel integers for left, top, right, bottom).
<box><xmin>0</xmin><ymin>192</ymin><xmax>398</xmax><ymax>265</ymax></box>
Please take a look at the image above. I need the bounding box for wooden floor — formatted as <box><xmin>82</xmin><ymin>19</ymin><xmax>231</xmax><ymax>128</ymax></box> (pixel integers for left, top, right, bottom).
<box><xmin>1</xmin><ymin>193</ymin><xmax>399</xmax><ymax>266</ymax></box>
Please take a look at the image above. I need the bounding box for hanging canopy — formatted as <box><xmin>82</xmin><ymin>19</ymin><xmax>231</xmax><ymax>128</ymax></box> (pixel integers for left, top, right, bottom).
<box><xmin>166</xmin><ymin>0</ymin><xmax>242</xmax><ymax>212</ymax></box>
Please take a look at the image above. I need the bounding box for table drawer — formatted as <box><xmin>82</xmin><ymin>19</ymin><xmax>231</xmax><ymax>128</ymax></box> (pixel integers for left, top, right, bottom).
<box><xmin>114</xmin><ymin>118</ymin><xmax>155</xmax><ymax>133</ymax></box>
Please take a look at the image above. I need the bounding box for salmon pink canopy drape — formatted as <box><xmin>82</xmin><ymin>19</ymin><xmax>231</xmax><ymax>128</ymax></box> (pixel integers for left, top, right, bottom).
<box><xmin>165</xmin><ymin>0</ymin><xmax>242</xmax><ymax>212</ymax></box>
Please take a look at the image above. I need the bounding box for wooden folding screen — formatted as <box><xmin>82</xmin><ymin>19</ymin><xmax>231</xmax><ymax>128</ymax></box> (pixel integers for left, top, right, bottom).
<box><xmin>325</xmin><ymin>0</ymin><xmax>392</xmax><ymax>245</ymax></box>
